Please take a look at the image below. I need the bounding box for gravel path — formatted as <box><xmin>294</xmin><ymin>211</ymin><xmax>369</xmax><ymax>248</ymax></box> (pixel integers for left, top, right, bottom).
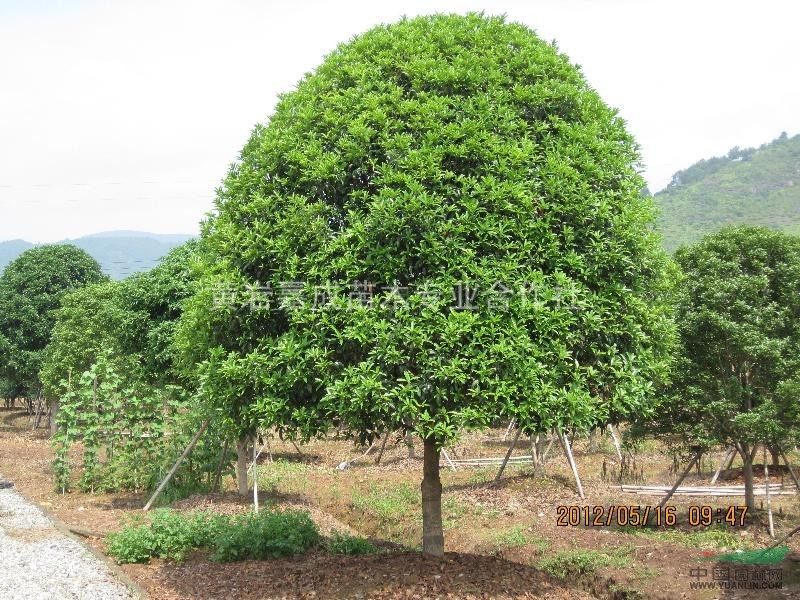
<box><xmin>0</xmin><ymin>480</ymin><xmax>133</xmax><ymax>600</ymax></box>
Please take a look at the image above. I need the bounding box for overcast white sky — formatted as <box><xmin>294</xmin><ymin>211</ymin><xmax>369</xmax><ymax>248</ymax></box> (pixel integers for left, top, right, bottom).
<box><xmin>1</xmin><ymin>0</ymin><xmax>798</xmax><ymax>243</ymax></box>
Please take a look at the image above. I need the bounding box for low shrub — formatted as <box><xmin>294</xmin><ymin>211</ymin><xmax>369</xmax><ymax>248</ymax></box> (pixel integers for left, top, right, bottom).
<box><xmin>106</xmin><ymin>508</ymin><xmax>320</xmax><ymax>564</ymax></box>
<box><xmin>106</xmin><ymin>509</ymin><xmax>227</xmax><ymax>563</ymax></box>
<box><xmin>212</xmin><ymin>509</ymin><xmax>320</xmax><ymax>562</ymax></box>
<box><xmin>325</xmin><ymin>531</ymin><xmax>378</xmax><ymax>555</ymax></box>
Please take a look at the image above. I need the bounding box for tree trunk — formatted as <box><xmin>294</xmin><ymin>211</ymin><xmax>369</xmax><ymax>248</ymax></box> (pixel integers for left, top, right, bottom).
<box><xmin>769</xmin><ymin>447</ymin><xmax>780</xmax><ymax>468</ymax></box>
<box><xmin>236</xmin><ymin>436</ymin><xmax>249</xmax><ymax>496</ymax></box>
<box><xmin>587</xmin><ymin>428</ymin><xmax>599</xmax><ymax>453</ymax></box>
<box><xmin>740</xmin><ymin>445</ymin><xmax>756</xmax><ymax>511</ymax></box>
<box><xmin>405</xmin><ymin>431</ymin><xmax>415</xmax><ymax>459</ymax></box>
<box><xmin>421</xmin><ymin>437</ymin><xmax>444</xmax><ymax>556</ymax></box>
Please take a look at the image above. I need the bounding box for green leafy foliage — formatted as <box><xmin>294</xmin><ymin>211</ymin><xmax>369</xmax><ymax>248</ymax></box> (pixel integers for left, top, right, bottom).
<box><xmin>0</xmin><ymin>244</ymin><xmax>104</xmax><ymax>398</ymax></box>
<box><xmin>325</xmin><ymin>531</ymin><xmax>378</xmax><ymax>555</ymax></box>
<box><xmin>211</xmin><ymin>509</ymin><xmax>320</xmax><ymax>562</ymax></box>
<box><xmin>632</xmin><ymin>225</ymin><xmax>800</xmax><ymax>505</ymax></box>
<box><xmin>107</xmin><ymin>508</ymin><xmax>323</xmax><ymax>564</ymax></box>
<box><xmin>106</xmin><ymin>509</ymin><xmax>230</xmax><ymax>563</ymax></box>
<box><xmin>45</xmin><ymin>242</ymin><xmax>229</xmax><ymax>496</ymax></box>
<box><xmin>182</xmin><ymin>11</ymin><xmax>674</xmax><ymax>446</ymax></box>
<box><xmin>656</xmin><ymin>133</ymin><xmax>800</xmax><ymax>252</ymax></box>
<box><xmin>635</xmin><ymin>226</ymin><xmax>800</xmax><ymax>447</ymax></box>
<box><xmin>178</xmin><ymin>11</ymin><xmax>676</xmax><ymax>554</ymax></box>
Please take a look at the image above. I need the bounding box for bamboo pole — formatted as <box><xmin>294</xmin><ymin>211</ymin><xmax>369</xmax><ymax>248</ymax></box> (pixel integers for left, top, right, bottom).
<box><xmin>764</xmin><ymin>447</ymin><xmax>774</xmax><ymax>538</ymax></box>
<box><xmin>494</xmin><ymin>427</ymin><xmax>523</xmax><ymax>483</ymax></box>
<box><xmin>607</xmin><ymin>424</ymin><xmax>623</xmax><ymax>462</ymax></box>
<box><xmin>539</xmin><ymin>432</ymin><xmax>557</xmax><ymax>466</ymax></box>
<box><xmin>710</xmin><ymin>447</ymin><xmax>735</xmax><ymax>484</ymax></box>
<box><xmin>657</xmin><ymin>452</ymin><xmax>701</xmax><ymax>511</ymax></box>
<box><xmin>144</xmin><ymin>420</ymin><xmax>209</xmax><ymax>511</ymax></box>
<box><xmin>760</xmin><ymin>524</ymin><xmax>800</xmax><ymax>555</ymax></box>
<box><xmin>502</xmin><ymin>419</ymin><xmax>516</xmax><ymax>441</ymax></box>
<box><xmin>779</xmin><ymin>448</ymin><xmax>800</xmax><ymax>491</ymax></box>
<box><xmin>441</xmin><ymin>449</ymin><xmax>457</xmax><ymax>472</ymax></box>
<box><xmin>253</xmin><ymin>441</ymin><xmax>259</xmax><ymax>513</ymax></box>
<box><xmin>559</xmin><ymin>431</ymin><xmax>585</xmax><ymax>499</ymax></box>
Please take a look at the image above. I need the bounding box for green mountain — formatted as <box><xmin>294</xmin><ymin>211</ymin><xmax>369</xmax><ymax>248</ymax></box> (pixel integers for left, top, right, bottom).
<box><xmin>0</xmin><ymin>232</ymin><xmax>195</xmax><ymax>279</ymax></box>
<box><xmin>655</xmin><ymin>132</ymin><xmax>800</xmax><ymax>252</ymax></box>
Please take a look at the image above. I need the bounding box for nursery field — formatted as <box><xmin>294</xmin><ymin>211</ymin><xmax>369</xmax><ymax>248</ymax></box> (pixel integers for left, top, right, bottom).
<box><xmin>1</xmin><ymin>405</ymin><xmax>798</xmax><ymax>600</ymax></box>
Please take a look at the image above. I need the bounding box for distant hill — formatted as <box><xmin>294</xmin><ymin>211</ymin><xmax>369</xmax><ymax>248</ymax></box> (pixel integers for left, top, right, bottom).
<box><xmin>655</xmin><ymin>132</ymin><xmax>800</xmax><ymax>252</ymax></box>
<box><xmin>0</xmin><ymin>240</ymin><xmax>34</xmax><ymax>272</ymax></box>
<box><xmin>0</xmin><ymin>232</ymin><xmax>195</xmax><ymax>279</ymax></box>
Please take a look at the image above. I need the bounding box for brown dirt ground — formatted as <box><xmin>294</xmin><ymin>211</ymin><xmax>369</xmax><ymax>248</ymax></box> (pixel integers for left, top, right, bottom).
<box><xmin>1</xmin><ymin>405</ymin><xmax>799</xmax><ymax>599</ymax></box>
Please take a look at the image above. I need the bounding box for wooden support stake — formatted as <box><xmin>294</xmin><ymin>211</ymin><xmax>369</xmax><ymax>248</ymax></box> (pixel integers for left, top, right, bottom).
<box><xmin>760</xmin><ymin>524</ymin><xmax>800</xmax><ymax>555</ymax></box>
<box><xmin>657</xmin><ymin>451</ymin><xmax>701</xmax><ymax>511</ymax></box>
<box><xmin>724</xmin><ymin>448</ymin><xmax>737</xmax><ymax>471</ymax></box>
<box><xmin>494</xmin><ymin>426</ymin><xmax>523</xmax><ymax>483</ymax></box>
<box><xmin>253</xmin><ymin>440</ymin><xmax>259</xmax><ymax>513</ymax></box>
<box><xmin>144</xmin><ymin>420</ymin><xmax>209</xmax><ymax>511</ymax></box>
<box><xmin>441</xmin><ymin>448</ymin><xmax>457</xmax><ymax>472</ymax></box>
<box><xmin>607</xmin><ymin>424</ymin><xmax>623</xmax><ymax>462</ymax></box>
<box><xmin>539</xmin><ymin>433</ymin><xmax>557</xmax><ymax>466</ymax></box>
<box><xmin>502</xmin><ymin>419</ymin><xmax>516</xmax><ymax>441</ymax></box>
<box><xmin>779</xmin><ymin>448</ymin><xmax>800</xmax><ymax>491</ymax></box>
<box><xmin>711</xmin><ymin>447</ymin><xmax>736</xmax><ymax>484</ymax></box>
<box><xmin>530</xmin><ymin>434</ymin><xmax>539</xmax><ymax>465</ymax></box>
<box><xmin>764</xmin><ymin>447</ymin><xmax>774</xmax><ymax>538</ymax></box>
<box><xmin>559</xmin><ymin>431</ymin><xmax>585</xmax><ymax>499</ymax></box>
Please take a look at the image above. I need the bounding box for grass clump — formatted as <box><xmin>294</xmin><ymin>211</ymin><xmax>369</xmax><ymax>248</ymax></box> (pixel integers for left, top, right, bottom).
<box><xmin>106</xmin><ymin>508</ymin><xmax>320</xmax><ymax>564</ymax></box>
<box><xmin>351</xmin><ymin>482</ymin><xmax>418</xmax><ymax>522</ymax></box>
<box><xmin>256</xmin><ymin>459</ymin><xmax>310</xmax><ymax>493</ymax></box>
<box><xmin>443</xmin><ymin>496</ymin><xmax>470</xmax><ymax>528</ymax></box>
<box><xmin>493</xmin><ymin>526</ymin><xmax>528</xmax><ymax>548</ymax></box>
<box><xmin>326</xmin><ymin>531</ymin><xmax>378</xmax><ymax>555</ymax></box>
<box><xmin>616</xmin><ymin>524</ymin><xmax>755</xmax><ymax>550</ymax></box>
<box><xmin>492</xmin><ymin>526</ymin><xmax>550</xmax><ymax>553</ymax></box>
<box><xmin>630</xmin><ymin>565</ymin><xmax>660</xmax><ymax>581</ymax></box>
<box><xmin>538</xmin><ymin>547</ymin><xmax>633</xmax><ymax>579</ymax></box>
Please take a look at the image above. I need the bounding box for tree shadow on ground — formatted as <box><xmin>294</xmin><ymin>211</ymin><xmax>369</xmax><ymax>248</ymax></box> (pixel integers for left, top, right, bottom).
<box><xmin>443</xmin><ymin>470</ymin><xmax>578</xmax><ymax>496</ymax></box>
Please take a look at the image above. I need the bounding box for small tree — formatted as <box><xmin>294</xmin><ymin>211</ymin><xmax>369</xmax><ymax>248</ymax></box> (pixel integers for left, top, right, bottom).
<box><xmin>184</xmin><ymin>13</ymin><xmax>674</xmax><ymax>554</ymax></box>
<box><xmin>637</xmin><ymin>226</ymin><xmax>800</xmax><ymax>510</ymax></box>
<box><xmin>0</xmin><ymin>245</ymin><xmax>104</xmax><ymax>402</ymax></box>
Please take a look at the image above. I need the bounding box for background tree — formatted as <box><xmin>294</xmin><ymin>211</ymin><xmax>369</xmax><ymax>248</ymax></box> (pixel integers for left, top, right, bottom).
<box><xmin>634</xmin><ymin>226</ymin><xmax>800</xmax><ymax>510</ymax></box>
<box><xmin>0</xmin><ymin>245</ymin><xmax>104</xmax><ymax>404</ymax></box>
<box><xmin>182</xmin><ymin>13</ymin><xmax>675</xmax><ymax>555</ymax></box>
<box><xmin>40</xmin><ymin>242</ymin><xmax>225</xmax><ymax>496</ymax></box>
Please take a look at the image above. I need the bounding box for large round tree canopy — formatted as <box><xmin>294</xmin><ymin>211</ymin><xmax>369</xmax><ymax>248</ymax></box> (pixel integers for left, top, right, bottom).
<box><xmin>190</xmin><ymin>13</ymin><xmax>674</xmax><ymax>443</ymax></box>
